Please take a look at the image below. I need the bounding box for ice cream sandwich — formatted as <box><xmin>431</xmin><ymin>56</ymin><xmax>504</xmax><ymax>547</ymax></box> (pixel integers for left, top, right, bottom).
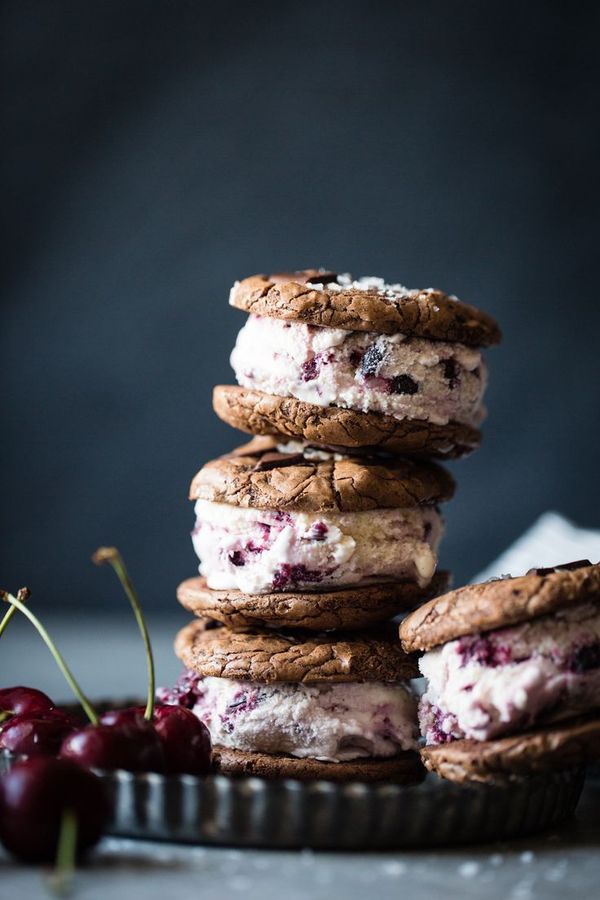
<box><xmin>183</xmin><ymin>437</ymin><xmax>453</xmax><ymax>630</ymax></box>
<box><xmin>166</xmin><ymin>618</ymin><xmax>423</xmax><ymax>782</ymax></box>
<box><xmin>214</xmin><ymin>270</ymin><xmax>500</xmax><ymax>459</ymax></box>
<box><xmin>399</xmin><ymin>561</ymin><xmax>600</xmax><ymax>781</ymax></box>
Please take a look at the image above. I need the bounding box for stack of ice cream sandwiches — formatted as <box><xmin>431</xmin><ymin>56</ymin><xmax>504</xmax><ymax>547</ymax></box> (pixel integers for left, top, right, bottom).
<box><xmin>164</xmin><ymin>269</ymin><xmax>501</xmax><ymax>782</ymax></box>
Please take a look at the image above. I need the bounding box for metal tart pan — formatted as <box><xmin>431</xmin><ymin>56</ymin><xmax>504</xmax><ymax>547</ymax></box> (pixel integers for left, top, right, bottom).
<box><xmin>1</xmin><ymin>752</ymin><xmax>585</xmax><ymax>849</ymax></box>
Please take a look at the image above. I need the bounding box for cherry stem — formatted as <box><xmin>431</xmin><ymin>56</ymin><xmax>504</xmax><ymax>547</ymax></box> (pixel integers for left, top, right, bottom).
<box><xmin>92</xmin><ymin>547</ymin><xmax>155</xmax><ymax>720</ymax></box>
<box><xmin>0</xmin><ymin>591</ymin><xmax>99</xmax><ymax>726</ymax></box>
<box><xmin>48</xmin><ymin>808</ymin><xmax>77</xmax><ymax>897</ymax></box>
<box><xmin>0</xmin><ymin>587</ymin><xmax>30</xmax><ymax>640</ymax></box>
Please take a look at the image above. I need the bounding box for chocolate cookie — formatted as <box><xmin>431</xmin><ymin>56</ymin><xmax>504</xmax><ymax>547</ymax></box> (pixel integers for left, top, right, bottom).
<box><xmin>190</xmin><ymin>440</ymin><xmax>455</xmax><ymax>512</ymax></box>
<box><xmin>175</xmin><ymin>618</ymin><xmax>419</xmax><ymax>683</ymax></box>
<box><xmin>400</xmin><ymin>560</ymin><xmax>600</xmax><ymax>653</ymax></box>
<box><xmin>213</xmin><ymin>385</ymin><xmax>481</xmax><ymax>460</ymax></box>
<box><xmin>177</xmin><ymin>572</ymin><xmax>451</xmax><ymax>632</ymax></box>
<box><xmin>212</xmin><ymin>746</ymin><xmax>424</xmax><ymax>783</ymax></box>
<box><xmin>230</xmin><ymin>271</ymin><xmax>501</xmax><ymax>347</ymax></box>
<box><xmin>421</xmin><ymin>715</ymin><xmax>600</xmax><ymax>783</ymax></box>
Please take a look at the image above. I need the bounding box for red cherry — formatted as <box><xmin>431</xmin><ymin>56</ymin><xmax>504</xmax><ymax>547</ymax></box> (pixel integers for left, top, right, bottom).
<box><xmin>0</xmin><ymin>712</ymin><xmax>75</xmax><ymax>757</ymax></box>
<box><xmin>0</xmin><ymin>757</ymin><xmax>112</xmax><ymax>863</ymax></box>
<box><xmin>152</xmin><ymin>705</ymin><xmax>211</xmax><ymax>775</ymax></box>
<box><xmin>0</xmin><ymin>686</ymin><xmax>56</xmax><ymax>721</ymax></box>
<box><xmin>99</xmin><ymin>706</ymin><xmax>146</xmax><ymax>728</ymax></box>
<box><xmin>100</xmin><ymin>705</ymin><xmax>212</xmax><ymax>775</ymax></box>
<box><xmin>60</xmin><ymin>720</ymin><xmax>165</xmax><ymax>773</ymax></box>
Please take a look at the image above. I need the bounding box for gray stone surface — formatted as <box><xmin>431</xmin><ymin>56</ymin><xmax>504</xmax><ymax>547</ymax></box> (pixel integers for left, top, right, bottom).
<box><xmin>0</xmin><ymin>613</ymin><xmax>599</xmax><ymax>898</ymax></box>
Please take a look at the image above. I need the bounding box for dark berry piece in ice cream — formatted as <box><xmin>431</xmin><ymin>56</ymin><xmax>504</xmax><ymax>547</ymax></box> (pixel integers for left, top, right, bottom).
<box><xmin>568</xmin><ymin>641</ymin><xmax>600</xmax><ymax>674</ymax></box>
<box><xmin>301</xmin><ymin>352</ymin><xmax>331</xmax><ymax>382</ymax></box>
<box><xmin>272</xmin><ymin>564</ymin><xmax>325</xmax><ymax>589</ymax></box>
<box><xmin>227</xmin><ymin>689</ymin><xmax>261</xmax><ymax>715</ymax></box>
<box><xmin>229</xmin><ymin>551</ymin><xmax>246</xmax><ymax>567</ymax></box>
<box><xmin>309</xmin><ymin>522</ymin><xmax>328</xmax><ymax>541</ymax></box>
<box><xmin>389</xmin><ymin>374</ymin><xmax>418</xmax><ymax>395</ymax></box>
<box><xmin>157</xmin><ymin>670</ymin><xmax>202</xmax><ymax>709</ymax></box>
<box><xmin>360</xmin><ymin>345</ymin><xmax>385</xmax><ymax>377</ymax></box>
<box><xmin>301</xmin><ymin>357</ymin><xmax>319</xmax><ymax>381</ymax></box>
<box><xmin>457</xmin><ymin>636</ymin><xmax>512</xmax><ymax>668</ymax></box>
<box><xmin>442</xmin><ymin>359</ymin><xmax>460</xmax><ymax>389</ymax></box>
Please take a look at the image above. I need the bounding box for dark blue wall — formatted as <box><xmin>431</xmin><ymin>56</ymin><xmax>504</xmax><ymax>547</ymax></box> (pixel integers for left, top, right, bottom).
<box><xmin>4</xmin><ymin>1</ymin><xmax>600</xmax><ymax>609</ymax></box>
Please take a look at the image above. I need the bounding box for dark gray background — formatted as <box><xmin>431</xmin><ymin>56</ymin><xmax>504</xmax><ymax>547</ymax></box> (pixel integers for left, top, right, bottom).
<box><xmin>4</xmin><ymin>1</ymin><xmax>600</xmax><ymax>612</ymax></box>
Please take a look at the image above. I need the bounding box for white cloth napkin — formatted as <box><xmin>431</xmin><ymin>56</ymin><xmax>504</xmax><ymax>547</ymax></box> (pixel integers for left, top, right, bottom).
<box><xmin>473</xmin><ymin>511</ymin><xmax>600</xmax><ymax>583</ymax></box>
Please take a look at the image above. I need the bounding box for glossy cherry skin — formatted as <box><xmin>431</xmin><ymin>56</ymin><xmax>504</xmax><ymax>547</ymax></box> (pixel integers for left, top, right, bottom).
<box><xmin>0</xmin><ymin>686</ymin><xmax>56</xmax><ymax>721</ymax></box>
<box><xmin>0</xmin><ymin>712</ymin><xmax>75</xmax><ymax>757</ymax></box>
<box><xmin>99</xmin><ymin>706</ymin><xmax>146</xmax><ymax>728</ymax></box>
<box><xmin>100</xmin><ymin>705</ymin><xmax>212</xmax><ymax>775</ymax></box>
<box><xmin>60</xmin><ymin>720</ymin><xmax>165</xmax><ymax>773</ymax></box>
<box><xmin>153</xmin><ymin>705</ymin><xmax>211</xmax><ymax>775</ymax></box>
<box><xmin>0</xmin><ymin>757</ymin><xmax>112</xmax><ymax>863</ymax></box>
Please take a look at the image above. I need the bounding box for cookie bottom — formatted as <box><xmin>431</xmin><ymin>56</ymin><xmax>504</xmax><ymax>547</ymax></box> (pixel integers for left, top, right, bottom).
<box><xmin>212</xmin><ymin>746</ymin><xmax>425</xmax><ymax>783</ymax></box>
<box><xmin>421</xmin><ymin>715</ymin><xmax>600</xmax><ymax>783</ymax></box>
<box><xmin>213</xmin><ymin>385</ymin><xmax>481</xmax><ymax>460</ymax></box>
<box><xmin>177</xmin><ymin>572</ymin><xmax>450</xmax><ymax>632</ymax></box>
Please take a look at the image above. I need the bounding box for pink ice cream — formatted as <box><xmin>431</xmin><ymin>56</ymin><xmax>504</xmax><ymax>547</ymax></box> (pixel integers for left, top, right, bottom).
<box><xmin>192</xmin><ymin>499</ymin><xmax>443</xmax><ymax>593</ymax></box>
<box><xmin>419</xmin><ymin>602</ymin><xmax>600</xmax><ymax>744</ymax></box>
<box><xmin>230</xmin><ymin>314</ymin><xmax>486</xmax><ymax>428</ymax></box>
<box><xmin>161</xmin><ymin>670</ymin><xmax>418</xmax><ymax>761</ymax></box>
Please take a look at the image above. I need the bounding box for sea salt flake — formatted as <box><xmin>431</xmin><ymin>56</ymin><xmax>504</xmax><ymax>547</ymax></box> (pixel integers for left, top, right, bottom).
<box><xmin>382</xmin><ymin>861</ymin><xmax>407</xmax><ymax>876</ymax></box>
<box><xmin>459</xmin><ymin>861</ymin><xmax>480</xmax><ymax>878</ymax></box>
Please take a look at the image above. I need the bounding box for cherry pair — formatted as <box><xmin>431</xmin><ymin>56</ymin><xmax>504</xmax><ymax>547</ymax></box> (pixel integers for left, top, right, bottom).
<box><xmin>61</xmin><ymin>703</ymin><xmax>211</xmax><ymax>775</ymax></box>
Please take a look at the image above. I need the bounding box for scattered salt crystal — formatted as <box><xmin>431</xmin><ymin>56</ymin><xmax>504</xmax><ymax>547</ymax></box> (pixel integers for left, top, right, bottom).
<box><xmin>520</xmin><ymin>851</ymin><xmax>534</xmax><ymax>864</ymax></box>
<box><xmin>489</xmin><ymin>853</ymin><xmax>504</xmax><ymax>866</ymax></box>
<box><xmin>459</xmin><ymin>861</ymin><xmax>480</xmax><ymax>878</ymax></box>
<box><xmin>382</xmin><ymin>861</ymin><xmax>407</xmax><ymax>876</ymax></box>
<box><xmin>544</xmin><ymin>861</ymin><xmax>568</xmax><ymax>882</ymax></box>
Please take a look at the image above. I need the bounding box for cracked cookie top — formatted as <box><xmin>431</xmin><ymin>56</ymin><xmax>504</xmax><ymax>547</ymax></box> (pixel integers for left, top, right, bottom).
<box><xmin>400</xmin><ymin>561</ymin><xmax>600</xmax><ymax>653</ymax></box>
<box><xmin>229</xmin><ymin>270</ymin><xmax>501</xmax><ymax>348</ymax></box>
<box><xmin>175</xmin><ymin>618</ymin><xmax>419</xmax><ymax>683</ymax></box>
<box><xmin>189</xmin><ymin>438</ymin><xmax>455</xmax><ymax>512</ymax></box>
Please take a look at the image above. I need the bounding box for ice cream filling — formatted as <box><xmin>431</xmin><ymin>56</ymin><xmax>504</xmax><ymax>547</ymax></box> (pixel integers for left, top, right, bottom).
<box><xmin>230</xmin><ymin>315</ymin><xmax>487</xmax><ymax>427</ymax></box>
<box><xmin>419</xmin><ymin>602</ymin><xmax>600</xmax><ymax>744</ymax></box>
<box><xmin>192</xmin><ymin>499</ymin><xmax>443</xmax><ymax>593</ymax></box>
<box><xmin>160</xmin><ymin>670</ymin><xmax>418</xmax><ymax>761</ymax></box>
